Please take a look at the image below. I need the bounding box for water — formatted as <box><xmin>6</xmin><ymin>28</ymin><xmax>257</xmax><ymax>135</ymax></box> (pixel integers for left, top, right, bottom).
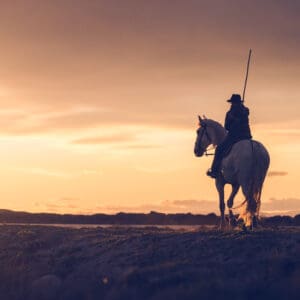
<box><xmin>1</xmin><ymin>223</ymin><xmax>211</xmax><ymax>231</ymax></box>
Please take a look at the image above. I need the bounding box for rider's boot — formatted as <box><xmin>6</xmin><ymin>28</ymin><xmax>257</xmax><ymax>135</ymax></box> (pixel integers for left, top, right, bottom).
<box><xmin>206</xmin><ymin>143</ymin><xmax>224</xmax><ymax>179</ymax></box>
<box><xmin>206</xmin><ymin>168</ymin><xmax>218</xmax><ymax>178</ymax></box>
<box><xmin>207</xmin><ymin>154</ymin><xmax>221</xmax><ymax>179</ymax></box>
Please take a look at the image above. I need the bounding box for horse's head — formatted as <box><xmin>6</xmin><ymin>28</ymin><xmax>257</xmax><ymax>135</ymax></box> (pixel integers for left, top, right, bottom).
<box><xmin>194</xmin><ymin>115</ymin><xmax>213</xmax><ymax>157</ymax></box>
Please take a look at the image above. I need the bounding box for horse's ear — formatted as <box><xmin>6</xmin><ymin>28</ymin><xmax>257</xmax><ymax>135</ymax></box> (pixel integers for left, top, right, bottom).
<box><xmin>203</xmin><ymin>115</ymin><xmax>207</xmax><ymax>119</ymax></box>
<box><xmin>198</xmin><ymin>115</ymin><xmax>203</xmax><ymax>126</ymax></box>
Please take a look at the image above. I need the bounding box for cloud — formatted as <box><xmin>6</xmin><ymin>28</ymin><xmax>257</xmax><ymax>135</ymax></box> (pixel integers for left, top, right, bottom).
<box><xmin>12</xmin><ymin>167</ymin><xmax>72</xmax><ymax>179</ymax></box>
<box><xmin>71</xmin><ymin>133</ymin><xmax>136</xmax><ymax>145</ymax></box>
<box><xmin>11</xmin><ymin>167</ymin><xmax>103</xmax><ymax>179</ymax></box>
<box><xmin>60</xmin><ymin>197</ymin><xmax>80</xmax><ymax>202</ymax></box>
<box><xmin>44</xmin><ymin>202</ymin><xmax>80</xmax><ymax>212</ymax></box>
<box><xmin>70</xmin><ymin>132</ymin><xmax>161</xmax><ymax>150</ymax></box>
<box><xmin>265</xmin><ymin>129</ymin><xmax>300</xmax><ymax>137</ymax></box>
<box><xmin>172</xmin><ymin>199</ymin><xmax>215</xmax><ymax>208</ymax></box>
<box><xmin>95</xmin><ymin>199</ymin><xmax>218</xmax><ymax>214</ymax></box>
<box><xmin>120</xmin><ymin>144</ymin><xmax>160</xmax><ymax>150</ymax></box>
<box><xmin>261</xmin><ymin>198</ymin><xmax>300</xmax><ymax>216</ymax></box>
<box><xmin>0</xmin><ymin>107</ymin><xmax>192</xmax><ymax>136</ymax></box>
<box><xmin>35</xmin><ymin>197</ymin><xmax>300</xmax><ymax>216</ymax></box>
<box><xmin>0</xmin><ymin>1</ymin><xmax>299</xmax><ymax>137</ymax></box>
<box><xmin>94</xmin><ymin>198</ymin><xmax>300</xmax><ymax>216</ymax></box>
<box><xmin>80</xmin><ymin>169</ymin><xmax>103</xmax><ymax>176</ymax></box>
<box><xmin>38</xmin><ymin>197</ymin><xmax>82</xmax><ymax>213</ymax></box>
<box><xmin>253</xmin><ymin>121</ymin><xmax>300</xmax><ymax>137</ymax></box>
<box><xmin>0</xmin><ymin>109</ymin><xmax>108</xmax><ymax>135</ymax></box>
<box><xmin>268</xmin><ymin>171</ymin><xmax>288</xmax><ymax>177</ymax></box>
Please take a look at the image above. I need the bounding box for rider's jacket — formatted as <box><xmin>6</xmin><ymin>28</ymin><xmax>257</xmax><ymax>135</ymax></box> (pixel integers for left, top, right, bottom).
<box><xmin>224</xmin><ymin>103</ymin><xmax>252</xmax><ymax>141</ymax></box>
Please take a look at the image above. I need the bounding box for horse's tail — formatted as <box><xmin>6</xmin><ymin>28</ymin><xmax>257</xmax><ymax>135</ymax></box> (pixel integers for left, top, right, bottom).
<box><xmin>238</xmin><ymin>182</ymin><xmax>262</xmax><ymax>227</ymax></box>
<box><xmin>252</xmin><ymin>142</ymin><xmax>270</xmax><ymax>218</ymax></box>
<box><xmin>239</xmin><ymin>141</ymin><xmax>269</xmax><ymax>226</ymax></box>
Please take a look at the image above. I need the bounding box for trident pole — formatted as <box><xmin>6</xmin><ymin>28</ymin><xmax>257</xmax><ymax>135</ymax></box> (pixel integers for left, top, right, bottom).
<box><xmin>242</xmin><ymin>49</ymin><xmax>252</xmax><ymax>102</ymax></box>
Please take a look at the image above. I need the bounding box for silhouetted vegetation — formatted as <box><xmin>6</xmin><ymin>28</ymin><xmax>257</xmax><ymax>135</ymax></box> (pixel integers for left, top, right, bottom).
<box><xmin>0</xmin><ymin>209</ymin><xmax>220</xmax><ymax>225</ymax></box>
<box><xmin>0</xmin><ymin>209</ymin><xmax>300</xmax><ymax>226</ymax></box>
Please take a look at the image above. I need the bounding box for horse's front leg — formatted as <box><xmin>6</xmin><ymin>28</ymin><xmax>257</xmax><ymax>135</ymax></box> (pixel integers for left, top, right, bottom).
<box><xmin>216</xmin><ymin>179</ymin><xmax>225</xmax><ymax>229</ymax></box>
<box><xmin>227</xmin><ymin>184</ymin><xmax>240</xmax><ymax>227</ymax></box>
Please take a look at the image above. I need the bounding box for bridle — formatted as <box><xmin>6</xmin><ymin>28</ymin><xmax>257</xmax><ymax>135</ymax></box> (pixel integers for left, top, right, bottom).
<box><xmin>197</xmin><ymin>124</ymin><xmax>215</xmax><ymax>156</ymax></box>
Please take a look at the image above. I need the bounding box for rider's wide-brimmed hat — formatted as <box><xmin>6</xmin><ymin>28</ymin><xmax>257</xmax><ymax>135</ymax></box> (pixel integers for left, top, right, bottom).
<box><xmin>227</xmin><ymin>94</ymin><xmax>242</xmax><ymax>103</ymax></box>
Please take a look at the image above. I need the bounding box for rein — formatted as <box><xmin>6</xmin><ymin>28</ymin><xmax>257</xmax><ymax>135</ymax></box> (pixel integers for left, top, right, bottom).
<box><xmin>198</xmin><ymin>125</ymin><xmax>215</xmax><ymax>156</ymax></box>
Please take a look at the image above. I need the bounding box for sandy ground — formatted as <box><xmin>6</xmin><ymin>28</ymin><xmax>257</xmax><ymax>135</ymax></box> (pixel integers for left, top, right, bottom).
<box><xmin>0</xmin><ymin>225</ymin><xmax>300</xmax><ymax>300</ymax></box>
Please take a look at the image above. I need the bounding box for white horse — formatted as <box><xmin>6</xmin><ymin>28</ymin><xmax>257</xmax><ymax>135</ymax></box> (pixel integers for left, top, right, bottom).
<box><xmin>194</xmin><ymin>116</ymin><xmax>270</xmax><ymax>229</ymax></box>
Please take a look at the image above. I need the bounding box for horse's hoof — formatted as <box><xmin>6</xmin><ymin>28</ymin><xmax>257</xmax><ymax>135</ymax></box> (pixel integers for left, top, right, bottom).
<box><xmin>252</xmin><ymin>216</ymin><xmax>258</xmax><ymax>228</ymax></box>
<box><xmin>230</xmin><ymin>218</ymin><xmax>238</xmax><ymax>228</ymax></box>
<box><xmin>242</xmin><ymin>224</ymin><xmax>248</xmax><ymax>232</ymax></box>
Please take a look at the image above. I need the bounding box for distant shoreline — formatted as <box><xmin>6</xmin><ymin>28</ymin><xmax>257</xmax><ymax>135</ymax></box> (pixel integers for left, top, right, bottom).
<box><xmin>0</xmin><ymin>223</ymin><xmax>209</xmax><ymax>231</ymax></box>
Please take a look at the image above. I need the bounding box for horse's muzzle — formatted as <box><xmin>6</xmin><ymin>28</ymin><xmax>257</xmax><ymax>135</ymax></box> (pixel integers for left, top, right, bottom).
<box><xmin>194</xmin><ymin>149</ymin><xmax>204</xmax><ymax>157</ymax></box>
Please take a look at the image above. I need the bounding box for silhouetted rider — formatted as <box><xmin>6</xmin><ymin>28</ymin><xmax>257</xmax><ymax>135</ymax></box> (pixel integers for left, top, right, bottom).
<box><xmin>207</xmin><ymin>94</ymin><xmax>252</xmax><ymax>178</ymax></box>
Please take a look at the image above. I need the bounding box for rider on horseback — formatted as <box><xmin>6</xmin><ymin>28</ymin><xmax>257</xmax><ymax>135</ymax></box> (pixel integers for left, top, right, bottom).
<box><xmin>207</xmin><ymin>94</ymin><xmax>252</xmax><ymax>178</ymax></box>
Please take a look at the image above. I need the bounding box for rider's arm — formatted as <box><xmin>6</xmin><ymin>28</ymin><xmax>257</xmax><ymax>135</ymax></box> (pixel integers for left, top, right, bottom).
<box><xmin>225</xmin><ymin>111</ymin><xmax>236</xmax><ymax>131</ymax></box>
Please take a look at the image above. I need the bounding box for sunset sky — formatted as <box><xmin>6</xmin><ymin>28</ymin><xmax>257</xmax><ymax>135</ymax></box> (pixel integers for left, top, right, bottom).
<box><xmin>0</xmin><ymin>0</ymin><xmax>299</xmax><ymax>215</ymax></box>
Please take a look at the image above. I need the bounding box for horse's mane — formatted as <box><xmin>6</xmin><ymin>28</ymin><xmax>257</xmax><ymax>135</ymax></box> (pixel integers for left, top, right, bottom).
<box><xmin>202</xmin><ymin>118</ymin><xmax>224</xmax><ymax>129</ymax></box>
<box><xmin>202</xmin><ymin>118</ymin><xmax>227</xmax><ymax>144</ymax></box>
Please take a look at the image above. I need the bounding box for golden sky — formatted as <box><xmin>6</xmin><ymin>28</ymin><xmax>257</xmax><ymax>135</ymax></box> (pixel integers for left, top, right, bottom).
<box><xmin>0</xmin><ymin>0</ymin><xmax>299</xmax><ymax>215</ymax></box>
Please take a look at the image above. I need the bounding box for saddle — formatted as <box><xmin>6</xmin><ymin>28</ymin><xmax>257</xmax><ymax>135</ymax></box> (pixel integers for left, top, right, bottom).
<box><xmin>222</xmin><ymin>144</ymin><xmax>235</xmax><ymax>158</ymax></box>
<box><xmin>222</xmin><ymin>138</ymin><xmax>252</xmax><ymax>159</ymax></box>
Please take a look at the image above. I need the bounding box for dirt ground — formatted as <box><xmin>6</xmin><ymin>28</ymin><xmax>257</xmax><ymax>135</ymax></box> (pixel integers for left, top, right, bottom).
<box><xmin>0</xmin><ymin>225</ymin><xmax>299</xmax><ymax>300</ymax></box>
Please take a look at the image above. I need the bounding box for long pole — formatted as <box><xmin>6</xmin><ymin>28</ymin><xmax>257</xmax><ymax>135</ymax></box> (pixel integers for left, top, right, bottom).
<box><xmin>242</xmin><ymin>49</ymin><xmax>252</xmax><ymax>102</ymax></box>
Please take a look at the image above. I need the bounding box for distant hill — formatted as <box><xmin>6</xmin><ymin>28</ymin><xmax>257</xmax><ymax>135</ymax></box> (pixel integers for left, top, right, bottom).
<box><xmin>0</xmin><ymin>209</ymin><xmax>300</xmax><ymax>226</ymax></box>
<box><xmin>0</xmin><ymin>209</ymin><xmax>219</xmax><ymax>225</ymax></box>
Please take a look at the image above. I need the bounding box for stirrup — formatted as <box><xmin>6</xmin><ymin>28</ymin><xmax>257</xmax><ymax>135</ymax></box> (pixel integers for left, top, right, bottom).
<box><xmin>206</xmin><ymin>169</ymin><xmax>218</xmax><ymax>179</ymax></box>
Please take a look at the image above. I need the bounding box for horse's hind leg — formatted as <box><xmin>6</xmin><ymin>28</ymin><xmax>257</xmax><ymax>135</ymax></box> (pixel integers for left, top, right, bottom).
<box><xmin>252</xmin><ymin>215</ymin><xmax>258</xmax><ymax>228</ymax></box>
<box><xmin>253</xmin><ymin>188</ymin><xmax>262</xmax><ymax>228</ymax></box>
<box><xmin>249</xmin><ymin>195</ymin><xmax>258</xmax><ymax>230</ymax></box>
<box><xmin>227</xmin><ymin>184</ymin><xmax>240</xmax><ymax>227</ymax></box>
<box><xmin>244</xmin><ymin>193</ymin><xmax>257</xmax><ymax>230</ymax></box>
